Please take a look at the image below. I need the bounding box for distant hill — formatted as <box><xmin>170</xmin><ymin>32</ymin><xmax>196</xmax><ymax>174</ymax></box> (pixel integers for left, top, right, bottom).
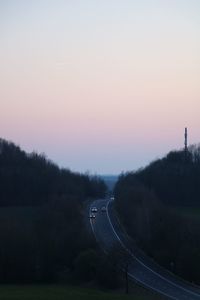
<box><xmin>101</xmin><ymin>175</ymin><xmax>118</xmax><ymax>192</ymax></box>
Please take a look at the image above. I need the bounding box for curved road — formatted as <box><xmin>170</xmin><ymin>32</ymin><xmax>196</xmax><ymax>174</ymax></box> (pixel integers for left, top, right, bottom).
<box><xmin>89</xmin><ymin>198</ymin><xmax>200</xmax><ymax>300</ymax></box>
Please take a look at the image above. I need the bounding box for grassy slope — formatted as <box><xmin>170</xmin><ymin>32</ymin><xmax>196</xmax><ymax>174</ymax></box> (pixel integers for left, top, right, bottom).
<box><xmin>173</xmin><ymin>206</ymin><xmax>200</xmax><ymax>220</ymax></box>
<box><xmin>0</xmin><ymin>285</ymin><xmax>165</xmax><ymax>300</ymax></box>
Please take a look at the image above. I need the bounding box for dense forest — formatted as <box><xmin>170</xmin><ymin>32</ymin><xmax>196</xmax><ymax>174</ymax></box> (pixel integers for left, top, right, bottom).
<box><xmin>0</xmin><ymin>139</ymin><xmax>106</xmax><ymax>206</ymax></box>
<box><xmin>0</xmin><ymin>138</ymin><xmax>108</xmax><ymax>283</ymax></box>
<box><xmin>115</xmin><ymin>145</ymin><xmax>200</xmax><ymax>284</ymax></box>
<box><xmin>117</xmin><ymin>145</ymin><xmax>200</xmax><ymax>207</ymax></box>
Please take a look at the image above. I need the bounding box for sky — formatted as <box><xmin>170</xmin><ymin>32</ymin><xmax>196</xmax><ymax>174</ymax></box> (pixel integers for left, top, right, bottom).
<box><xmin>0</xmin><ymin>0</ymin><xmax>200</xmax><ymax>174</ymax></box>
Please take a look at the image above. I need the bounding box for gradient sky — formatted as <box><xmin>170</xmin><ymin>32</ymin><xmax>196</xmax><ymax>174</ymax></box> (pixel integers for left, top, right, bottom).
<box><xmin>0</xmin><ymin>0</ymin><xmax>200</xmax><ymax>174</ymax></box>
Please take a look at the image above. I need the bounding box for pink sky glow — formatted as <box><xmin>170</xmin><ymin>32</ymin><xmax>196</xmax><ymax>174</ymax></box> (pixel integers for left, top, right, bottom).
<box><xmin>0</xmin><ymin>0</ymin><xmax>200</xmax><ymax>173</ymax></box>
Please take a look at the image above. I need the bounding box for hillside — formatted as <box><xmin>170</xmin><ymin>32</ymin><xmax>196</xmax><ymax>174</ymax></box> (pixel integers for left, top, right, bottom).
<box><xmin>116</xmin><ymin>145</ymin><xmax>200</xmax><ymax>207</ymax></box>
<box><xmin>0</xmin><ymin>138</ymin><xmax>106</xmax><ymax>206</ymax></box>
<box><xmin>0</xmin><ymin>138</ymin><xmax>106</xmax><ymax>284</ymax></box>
<box><xmin>114</xmin><ymin>145</ymin><xmax>200</xmax><ymax>284</ymax></box>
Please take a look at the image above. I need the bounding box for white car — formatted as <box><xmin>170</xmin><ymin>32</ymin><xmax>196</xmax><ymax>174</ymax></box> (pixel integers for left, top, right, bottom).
<box><xmin>89</xmin><ymin>213</ymin><xmax>96</xmax><ymax>219</ymax></box>
<box><xmin>91</xmin><ymin>207</ymin><xmax>98</xmax><ymax>213</ymax></box>
<box><xmin>110</xmin><ymin>196</ymin><xmax>115</xmax><ymax>201</ymax></box>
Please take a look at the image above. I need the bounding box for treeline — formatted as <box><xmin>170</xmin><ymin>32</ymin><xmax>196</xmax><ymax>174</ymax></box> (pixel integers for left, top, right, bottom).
<box><xmin>0</xmin><ymin>138</ymin><xmax>107</xmax><ymax>283</ymax></box>
<box><xmin>0</xmin><ymin>198</ymin><xmax>92</xmax><ymax>283</ymax></box>
<box><xmin>114</xmin><ymin>145</ymin><xmax>200</xmax><ymax>284</ymax></box>
<box><xmin>127</xmin><ymin>145</ymin><xmax>200</xmax><ymax>207</ymax></box>
<box><xmin>0</xmin><ymin>139</ymin><xmax>106</xmax><ymax>206</ymax></box>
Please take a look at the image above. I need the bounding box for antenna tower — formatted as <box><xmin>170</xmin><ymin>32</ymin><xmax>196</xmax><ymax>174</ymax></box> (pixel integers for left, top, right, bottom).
<box><xmin>184</xmin><ymin>127</ymin><xmax>188</xmax><ymax>155</ymax></box>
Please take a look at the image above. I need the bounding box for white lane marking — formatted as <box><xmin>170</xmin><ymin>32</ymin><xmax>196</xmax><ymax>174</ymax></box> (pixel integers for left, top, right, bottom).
<box><xmin>106</xmin><ymin>200</ymin><xmax>200</xmax><ymax>299</ymax></box>
<box><xmin>90</xmin><ymin>217</ymin><xmax>95</xmax><ymax>234</ymax></box>
<box><xmin>127</xmin><ymin>270</ymin><xmax>178</xmax><ymax>300</ymax></box>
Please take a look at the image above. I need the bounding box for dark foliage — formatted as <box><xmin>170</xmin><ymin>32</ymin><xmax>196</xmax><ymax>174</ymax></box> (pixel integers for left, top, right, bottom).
<box><xmin>121</xmin><ymin>145</ymin><xmax>200</xmax><ymax>207</ymax></box>
<box><xmin>0</xmin><ymin>197</ymin><xmax>96</xmax><ymax>283</ymax></box>
<box><xmin>96</xmin><ymin>253</ymin><xmax>121</xmax><ymax>289</ymax></box>
<box><xmin>0</xmin><ymin>138</ymin><xmax>107</xmax><ymax>283</ymax></box>
<box><xmin>0</xmin><ymin>138</ymin><xmax>107</xmax><ymax>206</ymax></box>
<box><xmin>73</xmin><ymin>248</ymin><xmax>122</xmax><ymax>289</ymax></box>
<box><xmin>114</xmin><ymin>145</ymin><xmax>200</xmax><ymax>284</ymax></box>
<box><xmin>74</xmin><ymin>249</ymin><xmax>99</xmax><ymax>281</ymax></box>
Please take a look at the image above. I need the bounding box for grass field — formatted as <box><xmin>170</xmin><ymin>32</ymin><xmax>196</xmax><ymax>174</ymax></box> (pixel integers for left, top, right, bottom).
<box><xmin>0</xmin><ymin>285</ymin><xmax>166</xmax><ymax>300</ymax></box>
<box><xmin>174</xmin><ymin>206</ymin><xmax>200</xmax><ymax>220</ymax></box>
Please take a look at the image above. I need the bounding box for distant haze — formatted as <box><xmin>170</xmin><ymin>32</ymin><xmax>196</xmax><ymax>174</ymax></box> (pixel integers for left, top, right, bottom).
<box><xmin>1</xmin><ymin>0</ymin><xmax>200</xmax><ymax>174</ymax></box>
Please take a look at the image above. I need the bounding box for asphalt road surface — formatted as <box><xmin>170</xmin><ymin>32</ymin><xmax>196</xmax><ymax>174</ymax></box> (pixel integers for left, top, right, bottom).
<box><xmin>89</xmin><ymin>198</ymin><xmax>200</xmax><ymax>300</ymax></box>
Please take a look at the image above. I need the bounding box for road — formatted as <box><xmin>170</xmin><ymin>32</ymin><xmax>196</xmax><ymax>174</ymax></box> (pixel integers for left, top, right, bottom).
<box><xmin>89</xmin><ymin>198</ymin><xmax>200</xmax><ymax>300</ymax></box>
